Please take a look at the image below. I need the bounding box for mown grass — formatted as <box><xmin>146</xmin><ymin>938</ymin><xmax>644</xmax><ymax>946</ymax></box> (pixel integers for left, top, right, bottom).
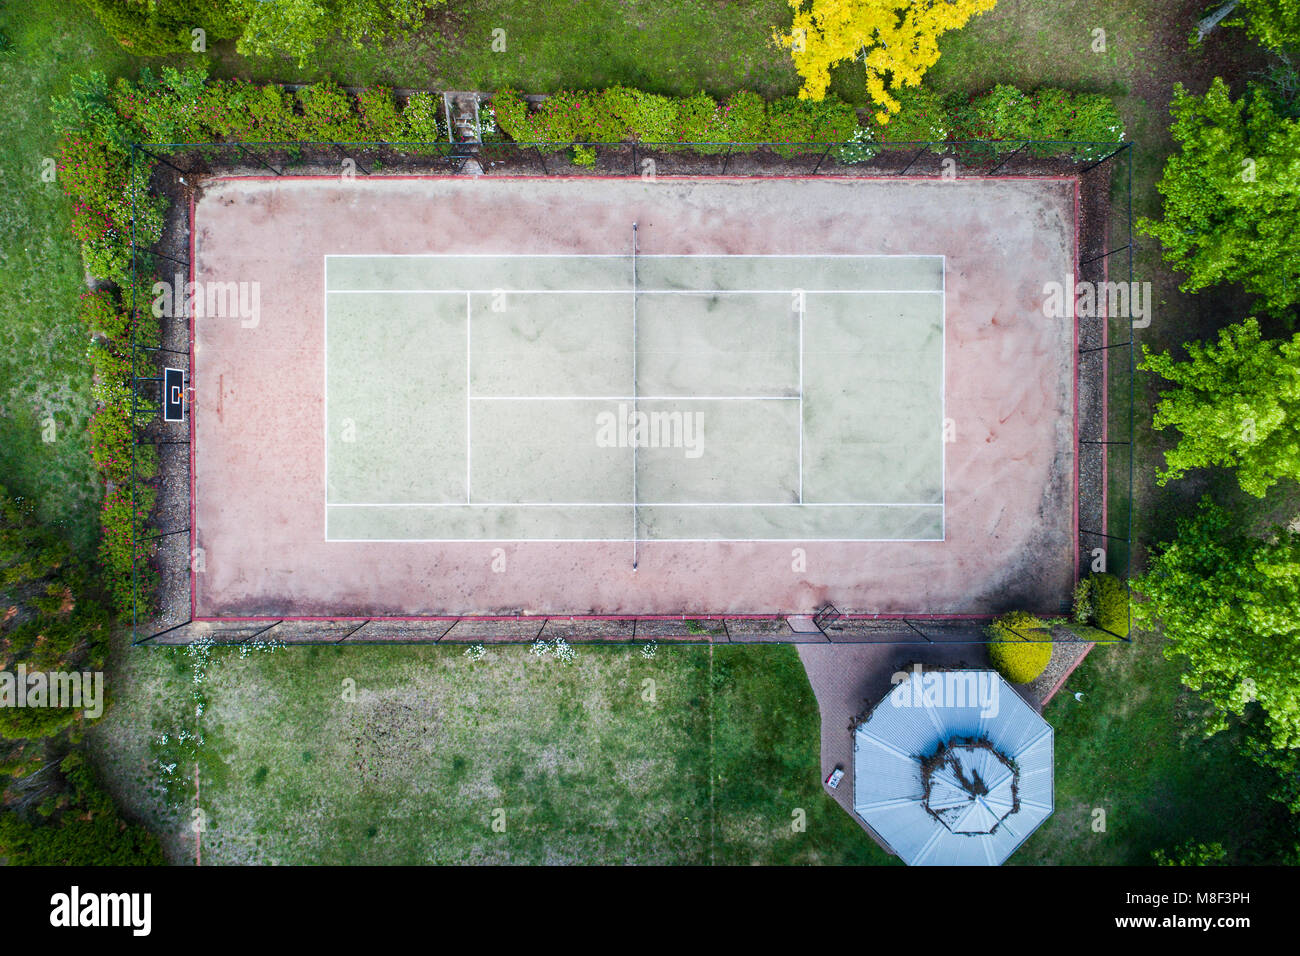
<box><xmin>213</xmin><ymin>0</ymin><xmax>800</xmax><ymax>98</ymax></box>
<box><xmin>90</xmin><ymin>640</ymin><xmax>887</xmax><ymax>864</ymax></box>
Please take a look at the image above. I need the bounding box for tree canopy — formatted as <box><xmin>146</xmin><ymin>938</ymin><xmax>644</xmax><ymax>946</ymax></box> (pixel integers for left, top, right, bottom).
<box><xmin>1139</xmin><ymin>78</ymin><xmax>1300</xmax><ymax>316</ymax></box>
<box><xmin>775</xmin><ymin>0</ymin><xmax>998</xmax><ymax>122</ymax></box>
<box><xmin>1133</xmin><ymin>498</ymin><xmax>1300</xmax><ymax>749</ymax></box>
<box><xmin>1142</xmin><ymin>317</ymin><xmax>1300</xmax><ymax>497</ymax></box>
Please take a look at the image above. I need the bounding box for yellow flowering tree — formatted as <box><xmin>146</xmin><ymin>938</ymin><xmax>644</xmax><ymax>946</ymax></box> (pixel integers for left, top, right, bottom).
<box><xmin>776</xmin><ymin>0</ymin><xmax>998</xmax><ymax>121</ymax></box>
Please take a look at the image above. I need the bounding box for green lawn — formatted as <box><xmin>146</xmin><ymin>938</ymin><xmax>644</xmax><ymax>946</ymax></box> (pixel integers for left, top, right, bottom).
<box><xmin>213</xmin><ymin>0</ymin><xmax>800</xmax><ymax>97</ymax></box>
<box><xmin>90</xmin><ymin>640</ymin><xmax>891</xmax><ymax>865</ymax></box>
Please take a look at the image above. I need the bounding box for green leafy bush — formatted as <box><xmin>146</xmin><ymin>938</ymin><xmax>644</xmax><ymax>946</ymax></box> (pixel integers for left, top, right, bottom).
<box><xmin>76</xmin><ymin>0</ymin><xmax>244</xmax><ymax>56</ymax></box>
<box><xmin>711</xmin><ymin>90</ymin><xmax>769</xmax><ymax>143</ymax></box>
<box><xmin>765</xmin><ymin>96</ymin><xmax>858</xmax><ymax>156</ymax></box>
<box><xmin>833</xmin><ymin>125</ymin><xmax>879</xmax><ymax>164</ymax></box>
<box><xmin>971</xmin><ymin>84</ymin><xmax>1035</xmax><ymax>142</ymax></box>
<box><xmin>986</xmin><ymin>611</ymin><xmax>1053</xmax><ymax>683</ymax></box>
<box><xmin>603</xmin><ymin>87</ymin><xmax>679</xmax><ymax>144</ymax></box>
<box><xmin>673</xmin><ymin>92</ymin><xmax>721</xmax><ymax>146</ymax></box>
<box><xmin>1072</xmin><ymin>573</ymin><xmax>1130</xmax><ymax>639</ymax></box>
<box><xmin>880</xmin><ymin>86</ymin><xmax>948</xmax><ymax>144</ymax></box>
<box><xmin>402</xmin><ymin>91</ymin><xmax>444</xmax><ymax>142</ymax></box>
<box><xmin>296</xmin><ymin>81</ymin><xmax>362</xmax><ymax>142</ymax></box>
<box><xmin>356</xmin><ymin>87</ymin><xmax>402</xmax><ymax>140</ymax></box>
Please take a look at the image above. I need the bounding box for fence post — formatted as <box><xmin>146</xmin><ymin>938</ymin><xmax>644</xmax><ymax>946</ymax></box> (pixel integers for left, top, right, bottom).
<box><xmin>811</xmin><ymin>142</ymin><xmax>833</xmax><ymax>175</ymax></box>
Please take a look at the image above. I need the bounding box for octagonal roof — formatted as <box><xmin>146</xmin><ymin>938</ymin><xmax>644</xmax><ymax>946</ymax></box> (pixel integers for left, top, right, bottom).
<box><xmin>853</xmin><ymin>669</ymin><xmax>1053</xmax><ymax>866</ymax></box>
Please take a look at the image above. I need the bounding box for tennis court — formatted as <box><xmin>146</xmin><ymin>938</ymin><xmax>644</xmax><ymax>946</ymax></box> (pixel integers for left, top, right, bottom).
<box><xmin>323</xmin><ymin>252</ymin><xmax>944</xmax><ymax>545</ymax></box>
<box><xmin>191</xmin><ymin>176</ymin><xmax>1077</xmax><ymax>617</ymax></box>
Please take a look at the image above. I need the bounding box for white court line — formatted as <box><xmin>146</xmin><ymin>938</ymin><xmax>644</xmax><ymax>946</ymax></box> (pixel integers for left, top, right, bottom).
<box><xmin>323</xmin><ymin>256</ymin><xmax>329</xmax><ymax>536</ymax></box>
<box><xmin>798</xmin><ymin>299</ymin><xmax>804</xmax><ymax>504</ymax></box>
<box><xmin>326</xmin><ymin>289</ymin><xmax>945</xmax><ymax>295</ymax></box>
<box><xmin>326</xmin><ymin>501</ymin><xmax>942</xmax><ymax>508</ymax></box>
<box><xmin>467</xmin><ymin>395</ymin><xmax>800</xmax><ymax>401</ymax></box>
<box><xmin>324</xmin><ymin>253</ymin><xmax>946</xmax><ymax>259</ymax></box>
<box><xmin>327</xmin><ymin>537</ymin><xmax>945</xmax><ymax>543</ymax></box>
<box><xmin>466</xmin><ymin>290</ymin><xmax>472</xmax><ymax>504</ymax></box>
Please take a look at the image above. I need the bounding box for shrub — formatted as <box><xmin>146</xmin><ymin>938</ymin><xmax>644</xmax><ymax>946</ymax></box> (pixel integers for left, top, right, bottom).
<box><xmin>603</xmin><ymin>87</ymin><xmax>678</xmax><ymax>144</ymax></box>
<box><xmin>490</xmin><ymin>88</ymin><xmax>531</xmax><ymax>140</ymax></box>
<box><xmin>879</xmin><ymin>85</ymin><xmax>948</xmax><ymax>144</ymax></box>
<box><xmin>971</xmin><ymin>84</ymin><xmax>1035</xmax><ymax>142</ymax></box>
<box><xmin>833</xmin><ymin>125</ymin><xmax>879</xmax><ymax>164</ymax></box>
<box><xmin>765</xmin><ymin>96</ymin><xmax>858</xmax><ymax>156</ymax></box>
<box><xmin>297</xmin><ymin>82</ymin><xmax>362</xmax><ymax>142</ymax></box>
<box><xmin>673</xmin><ymin>91</ymin><xmax>721</xmax><ymax>145</ymax></box>
<box><xmin>710</xmin><ymin>90</ymin><xmax>768</xmax><ymax>143</ymax></box>
<box><xmin>572</xmin><ymin>144</ymin><xmax>598</xmax><ymax>167</ymax></box>
<box><xmin>402</xmin><ymin>91</ymin><xmax>444</xmax><ymax>142</ymax></box>
<box><xmin>986</xmin><ymin>611</ymin><xmax>1053</xmax><ymax>683</ymax></box>
<box><xmin>1072</xmin><ymin>573</ymin><xmax>1129</xmax><ymax>638</ymax></box>
<box><xmin>356</xmin><ymin>87</ymin><xmax>402</xmax><ymax>140</ymax></box>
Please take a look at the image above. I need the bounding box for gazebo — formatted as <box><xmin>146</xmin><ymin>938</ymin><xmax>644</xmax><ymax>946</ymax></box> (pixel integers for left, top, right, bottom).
<box><xmin>853</xmin><ymin>669</ymin><xmax>1054</xmax><ymax>865</ymax></box>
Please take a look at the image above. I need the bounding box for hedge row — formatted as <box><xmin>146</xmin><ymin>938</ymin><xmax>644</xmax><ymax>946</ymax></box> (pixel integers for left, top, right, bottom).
<box><xmin>79</xmin><ymin>291</ymin><xmax>157</xmax><ymax>618</ymax></box>
<box><xmin>492</xmin><ymin>83</ymin><xmax>1125</xmax><ymax>162</ymax></box>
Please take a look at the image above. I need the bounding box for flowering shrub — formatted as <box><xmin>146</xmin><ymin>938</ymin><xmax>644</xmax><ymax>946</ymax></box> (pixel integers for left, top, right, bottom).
<box><xmin>833</xmin><ymin>125</ymin><xmax>879</xmax><ymax>164</ymax></box>
<box><xmin>765</xmin><ymin>95</ymin><xmax>858</xmax><ymax>156</ymax></box>
<box><xmin>402</xmin><ymin>91</ymin><xmax>444</xmax><ymax>142</ymax></box>
<box><xmin>879</xmin><ymin>85</ymin><xmax>948</xmax><ymax>144</ymax></box>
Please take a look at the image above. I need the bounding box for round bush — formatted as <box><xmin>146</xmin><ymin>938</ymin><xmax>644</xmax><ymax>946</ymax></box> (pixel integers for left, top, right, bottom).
<box><xmin>986</xmin><ymin>611</ymin><xmax>1052</xmax><ymax>684</ymax></box>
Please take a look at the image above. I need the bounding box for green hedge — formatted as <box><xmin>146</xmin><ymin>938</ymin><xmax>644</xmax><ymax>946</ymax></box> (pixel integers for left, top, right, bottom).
<box><xmin>986</xmin><ymin>611</ymin><xmax>1054</xmax><ymax>684</ymax></box>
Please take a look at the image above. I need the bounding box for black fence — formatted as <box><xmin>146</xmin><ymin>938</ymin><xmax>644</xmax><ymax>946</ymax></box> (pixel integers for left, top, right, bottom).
<box><xmin>126</xmin><ymin>139</ymin><xmax>1134</xmax><ymax>646</ymax></box>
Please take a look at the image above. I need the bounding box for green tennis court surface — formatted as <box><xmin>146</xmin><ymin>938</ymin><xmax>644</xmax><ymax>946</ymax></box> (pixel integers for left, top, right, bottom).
<box><xmin>324</xmin><ymin>253</ymin><xmax>944</xmax><ymax>541</ymax></box>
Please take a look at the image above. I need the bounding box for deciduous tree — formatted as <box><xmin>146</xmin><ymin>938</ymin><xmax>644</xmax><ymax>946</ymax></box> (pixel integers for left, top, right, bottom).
<box><xmin>774</xmin><ymin>0</ymin><xmax>998</xmax><ymax>121</ymax></box>
<box><xmin>1139</xmin><ymin>79</ymin><xmax>1300</xmax><ymax>316</ymax></box>
<box><xmin>1141</xmin><ymin>317</ymin><xmax>1300</xmax><ymax>497</ymax></box>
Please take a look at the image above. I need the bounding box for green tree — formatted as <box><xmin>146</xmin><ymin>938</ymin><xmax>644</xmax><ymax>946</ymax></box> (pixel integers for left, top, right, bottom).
<box><xmin>1139</xmin><ymin>78</ymin><xmax>1300</xmax><ymax>316</ymax></box>
<box><xmin>75</xmin><ymin>0</ymin><xmax>245</xmax><ymax>55</ymax></box>
<box><xmin>1141</xmin><ymin>317</ymin><xmax>1300</xmax><ymax>497</ymax></box>
<box><xmin>1133</xmin><ymin>498</ymin><xmax>1300</xmax><ymax>748</ymax></box>
<box><xmin>0</xmin><ymin>752</ymin><xmax>163</xmax><ymax>865</ymax></box>
<box><xmin>1244</xmin><ymin>0</ymin><xmax>1300</xmax><ymax>49</ymax></box>
<box><xmin>0</xmin><ymin>487</ymin><xmax>111</xmax><ymax>740</ymax></box>
<box><xmin>236</xmin><ymin>0</ymin><xmax>445</xmax><ymax>64</ymax></box>
<box><xmin>1151</xmin><ymin>839</ymin><xmax>1229</xmax><ymax>865</ymax></box>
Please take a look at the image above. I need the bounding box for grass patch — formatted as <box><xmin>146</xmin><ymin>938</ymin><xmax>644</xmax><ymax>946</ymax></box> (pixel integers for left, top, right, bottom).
<box><xmin>211</xmin><ymin>0</ymin><xmax>799</xmax><ymax>98</ymax></box>
<box><xmin>92</xmin><ymin>640</ymin><xmax>883</xmax><ymax>864</ymax></box>
<box><xmin>1016</xmin><ymin>639</ymin><xmax>1291</xmax><ymax>864</ymax></box>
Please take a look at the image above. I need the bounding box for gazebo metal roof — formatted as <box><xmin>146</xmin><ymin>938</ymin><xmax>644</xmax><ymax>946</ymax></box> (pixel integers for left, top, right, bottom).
<box><xmin>853</xmin><ymin>669</ymin><xmax>1054</xmax><ymax>865</ymax></box>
